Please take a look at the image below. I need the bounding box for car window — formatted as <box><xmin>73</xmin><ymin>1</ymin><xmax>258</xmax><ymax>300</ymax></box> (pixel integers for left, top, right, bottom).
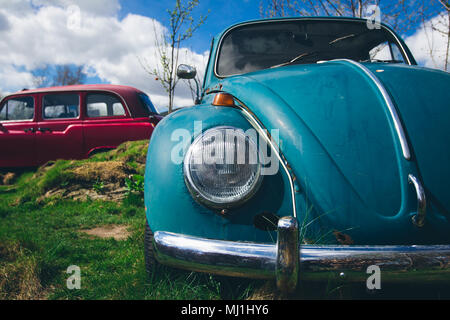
<box><xmin>43</xmin><ymin>93</ymin><xmax>80</xmax><ymax>119</ymax></box>
<box><xmin>369</xmin><ymin>41</ymin><xmax>405</xmax><ymax>63</ymax></box>
<box><xmin>86</xmin><ymin>93</ymin><xmax>126</xmax><ymax>117</ymax></box>
<box><xmin>216</xmin><ymin>20</ymin><xmax>409</xmax><ymax>76</ymax></box>
<box><xmin>391</xmin><ymin>43</ymin><xmax>405</xmax><ymax>62</ymax></box>
<box><xmin>0</xmin><ymin>96</ymin><xmax>34</xmax><ymax>121</ymax></box>
<box><xmin>138</xmin><ymin>93</ymin><xmax>157</xmax><ymax>114</ymax></box>
<box><xmin>369</xmin><ymin>42</ymin><xmax>391</xmax><ymax>60</ymax></box>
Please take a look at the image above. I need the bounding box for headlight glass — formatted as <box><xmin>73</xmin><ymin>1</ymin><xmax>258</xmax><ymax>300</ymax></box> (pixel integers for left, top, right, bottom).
<box><xmin>184</xmin><ymin>126</ymin><xmax>263</xmax><ymax>208</ymax></box>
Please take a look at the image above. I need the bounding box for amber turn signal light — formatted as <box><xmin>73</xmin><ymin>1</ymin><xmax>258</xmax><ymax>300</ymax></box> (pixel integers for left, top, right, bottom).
<box><xmin>212</xmin><ymin>93</ymin><xmax>235</xmax><ymax>106</ymax></box>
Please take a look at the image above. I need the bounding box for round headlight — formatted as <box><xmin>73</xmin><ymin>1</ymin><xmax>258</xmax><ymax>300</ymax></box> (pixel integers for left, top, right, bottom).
<box><xmin>184</xmin><ymin>126</ymin><xmax>263</xmax><ymax>208</ymax></box>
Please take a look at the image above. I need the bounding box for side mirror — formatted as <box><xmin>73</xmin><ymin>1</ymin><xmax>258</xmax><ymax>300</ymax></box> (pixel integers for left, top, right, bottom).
<box><xmin>0</xmin><ymin>123</ymin><xmax>6</xmax><ymax>132</ymax></box>
<box><xmin>177</xmin><ymin>64</ymin><xmax>201</xmax><ymax>105</ymax></box>
<box><xmin>177</xmin><ymin>64</ymin><xmax>197</xmax><ymax>80</ymax></box>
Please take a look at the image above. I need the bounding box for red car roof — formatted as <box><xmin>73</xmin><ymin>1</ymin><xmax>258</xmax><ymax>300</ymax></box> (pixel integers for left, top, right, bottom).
<box><xmin>16</xmin><ymin>84</ymin><xmax>144</xmax><ymax>95</ymax></box>
<box><xmin>4</xmin><ymin>84</ymin><xmax>152</xmax><ymax>118</ymax></box>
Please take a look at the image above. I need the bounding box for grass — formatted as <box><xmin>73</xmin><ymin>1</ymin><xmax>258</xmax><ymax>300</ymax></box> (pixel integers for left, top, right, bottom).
<box><xmin>1</xmin><ymin>140</ymin><xmax>449</xmax><ymax>300</ymax></box>
<box><xmin>0</xmin><ymin>176</ymin><xmax>262</xmax><ymax>300</ymax></box>
<box><xmin>0</xmin><ymin>141</ymin><xmax>262</xmax><ymax>300</ymax></box>
<box><xmin>0</xmin><ymin>197</ymin><xmax>226</xmax><ymax>299</ymax></box>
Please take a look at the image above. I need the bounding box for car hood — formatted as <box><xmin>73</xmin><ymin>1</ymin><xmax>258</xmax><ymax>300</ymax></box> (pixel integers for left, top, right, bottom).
<box><xmin>215</xmin><ymin>61</ymin><xmax>450</xmax><ymax>243</ymax></box>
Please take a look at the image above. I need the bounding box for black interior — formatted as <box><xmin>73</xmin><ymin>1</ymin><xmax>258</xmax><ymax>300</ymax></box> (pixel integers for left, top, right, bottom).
<box><xmin>217</xmin><ymin>20</ymin><xmax>405</xmax><ymax>76</ymax></box>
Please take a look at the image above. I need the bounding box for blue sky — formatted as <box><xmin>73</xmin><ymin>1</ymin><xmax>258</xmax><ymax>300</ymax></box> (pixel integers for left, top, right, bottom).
<box><xmin>119</xmin><ymin>0</ymin><xmax>263</xmax><ymax>53</ymax></box>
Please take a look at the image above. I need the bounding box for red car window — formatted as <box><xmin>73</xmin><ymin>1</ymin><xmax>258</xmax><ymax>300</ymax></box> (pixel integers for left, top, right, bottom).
<box><xmin>86</xmin><ymin>93</ymin><xmax>126</xmax><ymax>118</ymax></box>
<box><xmin>0</xmin><ymin>96</ymin><xmax>34</xmax><ymax>121</ymax></box>
<box><xmin>42</xmin><ymin>93</ymin><xmax>80</xmax><ymax>119</ymax></box>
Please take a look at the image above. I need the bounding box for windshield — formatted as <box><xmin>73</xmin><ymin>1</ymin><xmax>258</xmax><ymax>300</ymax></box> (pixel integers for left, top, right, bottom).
<box><xmin>216</xmin><ymin>19</ymin><xmax>410</xmax><ymax>77</ymax></box>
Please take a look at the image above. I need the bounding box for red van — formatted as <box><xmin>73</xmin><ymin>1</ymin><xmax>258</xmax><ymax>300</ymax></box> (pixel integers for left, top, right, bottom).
<box><xmin>0</xmin><ymin>84</ymin><xmax>161</xmax><ymax>167</ymax></box>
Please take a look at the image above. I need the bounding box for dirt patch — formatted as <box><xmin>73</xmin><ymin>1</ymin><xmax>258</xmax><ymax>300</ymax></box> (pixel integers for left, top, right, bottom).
<box><xmin>39</xmin><ymin>182</ymin><xmax>128</xmax><ymax>203</ymax></box>
<box><xmin>81</xmin><ymin>225</ymin><xmax>131</xmax><ymax>240</ymax></box>
<box><xmin>24</xmin><ymin>140</ymin><xmax>150</xmax><ymax>204</ymax></box>
<box><xmin>36</xmin><ymin>159</ymin><xmax>139</xmax><ymax>203</ymax></box>
<box><xmin>71</xmin><ymin>161</ymin><xmax>131</xmax><ymax>183</ymax></box>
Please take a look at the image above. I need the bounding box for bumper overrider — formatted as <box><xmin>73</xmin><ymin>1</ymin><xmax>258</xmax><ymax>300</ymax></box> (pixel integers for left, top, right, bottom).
<box><xmin>153</xmin><ymin>217</ymin><xmax>450</xmax><ymax>292</ymax></box>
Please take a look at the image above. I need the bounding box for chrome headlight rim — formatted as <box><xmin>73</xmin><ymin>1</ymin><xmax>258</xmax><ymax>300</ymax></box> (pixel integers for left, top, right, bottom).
<box><xmin>183</xmin><ymin>126</ymin><xmax>264</xmax><ymax>209</ymax></box>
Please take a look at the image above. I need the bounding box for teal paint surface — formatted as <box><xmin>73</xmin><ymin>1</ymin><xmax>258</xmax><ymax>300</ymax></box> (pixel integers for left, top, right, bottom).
<box><xmin>369</xmin><ymin>64</ymin><xmax>450</xmax><ymax>215</ymax></box>
<box><xmin>145</xmin><ymin>106</ymin><xmax>293</xmax><ymax>242</ymax></box>
<box><xmin>146</xmin><ymin>18</ymin><xmax>450</xmax><ymax>245</ymax></box>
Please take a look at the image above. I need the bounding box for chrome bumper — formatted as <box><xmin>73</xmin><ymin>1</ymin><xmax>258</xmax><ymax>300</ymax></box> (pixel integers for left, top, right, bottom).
<box><xmin>153</xmin><ymin>217</ymin><xmax>450</xmax><ymax>292</ymax></box>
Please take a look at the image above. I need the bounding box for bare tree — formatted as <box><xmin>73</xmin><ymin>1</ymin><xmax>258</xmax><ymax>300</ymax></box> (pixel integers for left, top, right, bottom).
<box><xmin>402</xmin><ymin>0</ymin><xmax>450</xmax><ymax>71</ymax></box>
<box><xmin>32</xmin><ymin>65</ymin><xmax>52</xmax><ymax>88</ymax></box>
<box><xmin>140</xmin><ymin>0</ymin><xmax>208</xmax><ymax>114</ymax></box>
<box><xmin>260</xmin><ymin>0</ymin><xmax>432</xmax><ymax>35</ymax></box>
<box><xmin>426</xmin><ymin>0</ymin><xmax>450</xmax><ymax>71</ymax></box>
<box><xmin>33</xmin><ymin>64</ymin><xmax>86</xmax><ymax>88</ymax></box>
<box><xmin>53</xmin><ymin>65</ymin><xmax>86</xmax><ymax>86</ymax></box>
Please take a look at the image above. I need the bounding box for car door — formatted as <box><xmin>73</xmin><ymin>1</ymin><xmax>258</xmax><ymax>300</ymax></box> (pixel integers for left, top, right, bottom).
<box><xmin>82</xmin><ymin>91</ymin><xmax>138</xmax><ymax>156</ymax></box>
<box><xmin>0</xmin><ymin>95</ymin><xmax>37</xmax><ymax>167</ymax></box>
<box><xmin>36</xmin><ymin>92</ymin><xmax>84</xmax><ymax>165</ymax></box>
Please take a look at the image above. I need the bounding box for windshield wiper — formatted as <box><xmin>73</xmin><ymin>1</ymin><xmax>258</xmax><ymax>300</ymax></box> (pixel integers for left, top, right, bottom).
<box><xmin>360</xmin><ymin>58</ymin><xmax>404</xmax><ymax>63</ymax></box>
<box><xmin>329</xmin><ymin>34</ymin><xmax>356</xmax><ymax>45</ymax></box>
<box><xmin>328</xmin><ymin>30</ymin><xmax>372</xmax><ymax>46</ymax></box>
<box><xmin>270</xmin><ymin>51</ymin><xmax>317</xmax><ymax>69</ymax></box>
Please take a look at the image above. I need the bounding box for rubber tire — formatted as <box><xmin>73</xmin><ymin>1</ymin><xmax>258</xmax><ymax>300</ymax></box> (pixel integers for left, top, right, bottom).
<box><xmin>144</xmin><ymin>221</ymin><xmax>157</xmax><ymax>275</ymax></box>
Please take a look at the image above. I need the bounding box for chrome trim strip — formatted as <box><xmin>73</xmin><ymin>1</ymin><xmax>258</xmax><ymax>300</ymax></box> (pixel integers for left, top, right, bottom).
<box><xmin>233</xmin><ymin>100</ymin><xmax>298</xmax><ymax>218</ymax></box>
<box><xmin>214</xmin><ymin>18</ymin><xmax>413</xmax><ymax>78</ymax></box>
<box><xmin>329</xmin><ymin>59</ymin><xmax>411</xmax><ymax>160</ymax></box>
<box><xmin>153</xmin><ymin>228</ymin><xmax>450</xmax><ymax>290</ymax></box>
<box><xmin>409</xmin><ymin>174</ymin><xmax>427</xmax><ymax>227</ymax></box>
<box><xmin>0</xmin><ymin>119</ymin><xmax>35</xmax><ymax>123</ymax></box>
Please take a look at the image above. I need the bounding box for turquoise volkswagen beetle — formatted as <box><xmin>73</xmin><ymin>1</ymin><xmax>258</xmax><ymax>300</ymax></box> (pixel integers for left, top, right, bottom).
<box><xmin>144</xmin><ymin>17</ymin><xmax>450</xmax><ymax>292</ymax></box>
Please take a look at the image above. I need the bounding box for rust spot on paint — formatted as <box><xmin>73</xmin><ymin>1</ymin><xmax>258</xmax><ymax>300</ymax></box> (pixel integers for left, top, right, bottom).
<box><xmin>333</xmin><ymin>230</ymin><xmax>354</xmax><ymax>245</ymax></box>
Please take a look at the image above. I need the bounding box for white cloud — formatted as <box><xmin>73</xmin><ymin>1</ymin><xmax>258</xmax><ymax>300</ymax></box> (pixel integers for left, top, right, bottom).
<box><xmin>0</xmin><ymin>0</ymin><xmax>34</xmax><ymax>15</ymax></box>
<box><xmin>0</xmin><ymin>0</ymin><xmax>122</xmax><ymax>16</ymax></box>
<box><xmin>405</xmin><ymin>12</ymin><xmax>449</xmax><ymax>71</ymax></box>
<box><xmin>0</xmin><ymin>0</ymin><xmax>208</xmax><ymax>111</ymax></box>
<box><xmin>0</xmin><ymin>11</ymin><xmax>11</xmax><ymax>31</ymax></box>
<box><xmin>0</xmin><ymin>65</ymin><xmax>34</xmax><ymax>91</ymax></box>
